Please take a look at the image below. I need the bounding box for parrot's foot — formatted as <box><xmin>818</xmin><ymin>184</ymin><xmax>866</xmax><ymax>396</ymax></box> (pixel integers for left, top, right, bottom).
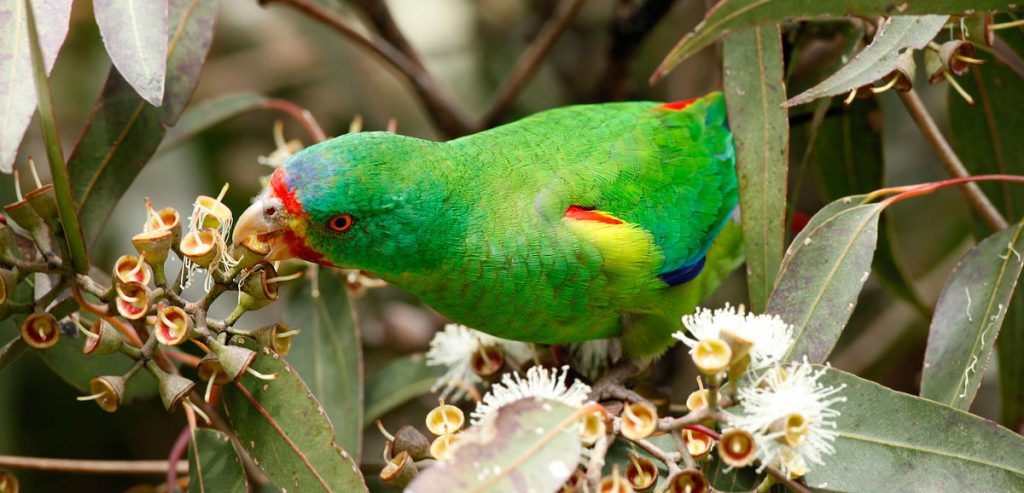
<box><xmin>588</xmin><ymin>359</ymin><xmax>647</xmax><ymax>404</ymax></box>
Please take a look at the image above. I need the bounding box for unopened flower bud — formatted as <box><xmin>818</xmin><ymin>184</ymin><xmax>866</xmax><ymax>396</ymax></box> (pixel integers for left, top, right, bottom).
<box><xmin>115</xmin><ymin>282</ymin><xmax>150</xmax><ymax>320</ymax></box>
<box><xmin>76</xmin><ymin>375</ymin><xmax>126</xmax><ymax>413</ymax></box>
<box><xmin>624</xmin><ymin>454</ymin><xmax>658</xmax><ymax>492</ymax></box>
<box><xmin>719</xmin><ymin>429</ymin><xmax>757</xmax><ymax>468</ymax></box>
<box><xmin>380</xmin><ymin>450</ymin><xmax>418</xmax><ymax>487</ymax></box>
<box><xmin>620</xmin><ymin>401</ymin><xmax>657</xmax><ymax>440</ymax></box>
<box><xmin>691</xmin><ymin>338</ymin><xmax>731</xmax><ymax>375</ymax></box>
<box><xmin>470</xmin><ymin>344</ymin><xmax>504</xmax><ymax>379</ymax></box>
<box><xmin>429</xmin><ymin>433</ymin><xmax>459</xmax><ymax>460</ymax></box>
<box><xmin>154</xmin><ymin>305</ymin><xmax>192</xmax><ymax>346</ymax></box>
<box><xmin>20</xmin><ymin>312</ymin><xmax>59</xmax><ymax>348</ymax></box>
<box><xmin>389</xmin><ymin>425</ymin><xmax>432</xmax><ymax>461</ymax></box>
<box><xmin>426</xmin><ymin>401</ymin><xmax>464</xmax><ymax>436</ymax></box>
<box><xmin>148</xmin><ymin>361</ymin><xmax>196</xmax><ymax>411</ymax></box>
<box><xmin>580</xmin><ymin>411</ymin><xmax>607</xmax><ymax>446</ymax></box>
<box><xmin>667</xmin><ymin>469</ymin><xmax>708</xmax><ymax>493</ymax></box>
<box><xmin>683</xmin><ymin>429</ymin><xmax>714</xmax><ymax>459</ymax></box>
<box><xmin>598</xmin><ymin>465</ymin><xmax>632</xmax><ymax>493</ymax></box>
<box><xmin>180</xmin><ymin>228</ymin><xmax>222</xmax><ymax>268</ymax></box>
<box><xmin>114</xmin><ymin>255</ymin><xmax>152</xmax><ymax>285</ymax></box>
<box><xmin>82</xmin><ymin>320</ymin><xmax>122</xmax><ymax>356</ymax></box>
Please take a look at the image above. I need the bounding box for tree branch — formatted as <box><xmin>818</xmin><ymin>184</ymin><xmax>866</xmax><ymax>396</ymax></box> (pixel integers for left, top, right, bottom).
<box><xmin>348</xmin><ymin>0</ymin><xmax>425</xmax><ymax>71</ymax></box>
<box><xmin>479</xmin><ymin>0</ymin><xmax>589</xmax><ymax>128</ymax></box>
<box><xmin>596</xmin><ymin>0</ymin><xmax>678</xmax><ymax>101</ymax></box>
<box><xmin>260</xmin><ymin>0</ymin><xmax>474</xmax><ymax>137</ymax></box>
<box><xmin>897</xmin><ymin>89</ymin><xmax>1009</xmax><ymax>231</ymax></box>
<box><xmin>0</xmin><ymin>455</ymin><xmax>187</xmax><ymax>475</ymax></box>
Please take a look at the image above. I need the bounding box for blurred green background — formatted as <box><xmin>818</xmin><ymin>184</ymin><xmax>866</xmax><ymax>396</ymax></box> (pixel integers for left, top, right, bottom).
<box><xmin>0</xmin><ymin>1</ymin><xmax>989</xmax><ymax>491</ymax></box>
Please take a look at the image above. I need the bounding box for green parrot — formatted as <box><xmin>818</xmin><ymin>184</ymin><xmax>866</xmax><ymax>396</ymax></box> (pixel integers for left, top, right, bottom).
<box><xmin>233</xmin><ymin>92</ymin><xmax>738</xmax><ymax>361</ymax></box>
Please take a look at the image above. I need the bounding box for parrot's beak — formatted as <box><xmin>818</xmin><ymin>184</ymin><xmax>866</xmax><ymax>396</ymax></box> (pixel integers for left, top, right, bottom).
<box><xmin>233</xmin><ymin>194</ymin><xmax>295</xmax><ymax>262</ymax></box>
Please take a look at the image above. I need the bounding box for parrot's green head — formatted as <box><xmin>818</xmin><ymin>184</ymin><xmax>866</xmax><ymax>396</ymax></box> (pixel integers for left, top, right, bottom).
<box><xmin>233</xmin><ymin>132</ymin><xmax>456</xmax><ymax>276</ymax></box>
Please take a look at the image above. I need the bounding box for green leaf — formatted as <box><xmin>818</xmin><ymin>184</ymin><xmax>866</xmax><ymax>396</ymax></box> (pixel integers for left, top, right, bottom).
<box><xmin>768</xmin><ymin>198</ymin><xmax>883</xmax><ymax>362</ymax></box>
<box><xmin>188</xmin><ymin>428</ymin><xmax>248</xmax><ymax>493</ymax></box>
<box><xmin>35</xmin><ymin>334</ymin><xmax>158</xmax><ymax>402</ymax></box>
<box><xmin>69</xmin><ymin>0</ymin><xmax>217</xmax><ymax>243</ymax></box>
<box><xmin>285</xmin><ymin>267</ymin><xmax>363</xmax><ymax>460</ymax></box>
<box><xmin>921</xmin><ymin>220</ymin><xmax>1024</xmax><ymax>409</ymax></box>
<box><xmin>93</xmin><ymin>0</ymin><xmax>168</xmax><ymax>107</ymax></box>
<box><xmin>0</xmin><ymin>337</ymin><xmax>26</xmax><ymax>373</ymax></box>
<box><xmin>0</xmin><ymin>0</ymin><xmax>72</xmax><ymax>172</ymax></box>
<box><xmin>806</xmin><ymin>366</ymin><xmax>1024</xmax><ymax>492</ymax></box>
<box><xmin>406</xmin><ymin>399</ymin><xmax>585</xmax><ymax>493</ymax></box>
<box><xmin>221</xmin><ymin>337</ymin><xmax>368</xmax><ymax>493</ymax></box>
<box><xmin>784</xmin><ymin>16</ymin><xmax>948</xmax><ymax>107</ymax></box>
<box><xmin>949</xmin><ymin>45</ymin><xmax>1024</xmax><ymax>428</ymax></box>
<box><xmin>654</xmin><ymin>5</ymin><xmax>1011</xmax><ymax>79</ymax></box>
<box><xmin>723</xmin><ymin>24</ymin><xmax>788</xmax><ymax>312</ymax></box>
<box><xmin>363</xmin><ymin>353</ymin><xmax>444</xmax><ymax>426</ymax></box>
<box><xmin>162</xmin><ymin>93</ymin><xmax>270</xmax><ymax>150</ymax></box>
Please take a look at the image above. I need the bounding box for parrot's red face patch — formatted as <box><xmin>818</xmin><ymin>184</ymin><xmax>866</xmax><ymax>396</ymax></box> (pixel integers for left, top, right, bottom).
<box><xmin>564</xmin><ymin>205</ymin><xmax>623</xmax><ymax>225</ymax></box>
<box><xmin>270</xmin><ymin>167</ymin><xmax>305</xmax><ymax>216</ymax></box>
<box><xmin>657</xmin><ymin>98</ymin><xmax>698</xmax><ymax>111</ymax></box>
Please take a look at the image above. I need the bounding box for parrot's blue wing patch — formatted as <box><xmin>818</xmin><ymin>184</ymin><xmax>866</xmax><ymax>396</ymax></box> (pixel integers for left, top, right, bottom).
<box><xmin>658</xmin><ymin>256</ymin><xmax>706</xmax><ymax>287</ymax></box>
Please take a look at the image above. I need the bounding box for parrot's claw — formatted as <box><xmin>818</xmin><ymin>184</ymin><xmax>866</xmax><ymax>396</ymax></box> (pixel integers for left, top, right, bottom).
<box><xmin>588</xmin><ymin>358</ymin><xmax>647</xmax><ymax>404</ymax></box>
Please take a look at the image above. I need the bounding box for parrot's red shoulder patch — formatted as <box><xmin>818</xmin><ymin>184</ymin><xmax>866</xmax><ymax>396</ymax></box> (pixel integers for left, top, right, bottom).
<box><xmin>657</xmin><ymin>98</ymin><xmax>698</xmax><ymax>111</ymax></box>
<box><xmin>564</xmin><ymin>206</ymin><xmax>623</xmax><ymax>225</ymax></box>
<box><xmin>270</xmin><ymin>167</ymin><xmax>305</xmax><ymax>216</ymax></box>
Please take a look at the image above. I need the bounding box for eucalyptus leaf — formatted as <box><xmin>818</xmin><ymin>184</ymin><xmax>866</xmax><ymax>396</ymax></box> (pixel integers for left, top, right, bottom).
<box><xmin>188</xmin><ymin>428</ymin><xmax>248</xmax><ymax>493</ymax></box>
<box><xmin>921</xmin><ymin>220</ymin><xmax>1024</xmax><ymax>409</ymax></box>
<box><xmin>768</xmin><ymin>198</ymin><xmax>883</xmax><ymax>362</ymax></box>
<box><xmin>723</xmin><ymin>24</ymin><xmax>788</xmax><ymax>312</ymax></box>
<box><xmin>406</xmin><ymin>398</ymin><xmax>584</xmax><ymax>493</ymax></box>
<box><xmin>285</xmin><ymin>267</ymin><xmax>363</xmax><ymax>460</ymax></box>
<box><xmin>654</xmin><ymin>5</ymin><xmax>1011</xmax><ymax>80</ymax></box>
<box><xmin>785</xmin><ymin>16</ymin><xmax>948</xmax><ymax>107</ymax></box>
<box><xmin>69</xmin><ymin>0</ymin><xmax>217</xmax><ymax>243</ymax></box>
<box><xmin>0</xmin><ymin>0</ymin><xmax>72</xmax><ymax>173</ymax></box>
<box><xmin>93</xmin><ymin>0</ymin><xmax>168</xmax><ymax>107</ymax></box>
<box><xmin>221</xmin><ymin>337</ymin><xmax>368</xmax><ymax>493</ymax></box>
<box><xmin>0</xmin><ymin>337</ymin><xmax>26</xmax><ymax>373</ymax></box>
<box><xmin>949</xmin><ymin>48</ymin><xmax>1024</xmax><ymax>427</ymax></box>
<box><xmin>807</xmin><ymin>366</ymin><xmax>1024</xmax><ymax>492</ymax></box>
<box><xmin>363</xmin><ymin>353</ymin><xmax>443</xmax><ymax>426</ymax></box>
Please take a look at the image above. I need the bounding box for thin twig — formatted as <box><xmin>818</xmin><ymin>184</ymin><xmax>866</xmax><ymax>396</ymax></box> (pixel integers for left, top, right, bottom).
<box><xmin>348</xmin><ymin>0</ymin><xmax>425</xmax><ymax>71</ymax></box>
<box><xmin>479</xmin><ymin>0</ymin><xmax>588</xmax><ymax>127</ymax></box>
<box><xmin>260</xmin><ymin>0</ymin><xmax>474</xmax><ymax>137</ymax></box>
<box><xmin>897</xmin><ymin>89</ymin><xmax>1008</xmax><ymax>231</ymax></box>
<box><xmin>0</xmin><ymin>455</ymin><xmax>186</xmax><ymax>475</ymax></box>
<box><xmin>585</xmin><ymin>433</ymin><xmax>614</xmax><ymax>491</ymax></box>
<box><xmin>261</xmin><ymin>99</ymin><xmax>328</xmax><ymax>143</ymax></box>
<box><xmin>764</xmin><ymin>464</ymin><xmax>814</xmax><ymax>493</ymax></box>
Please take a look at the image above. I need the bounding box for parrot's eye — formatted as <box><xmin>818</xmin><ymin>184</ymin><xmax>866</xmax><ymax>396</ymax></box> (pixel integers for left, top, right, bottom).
<box><xmin>328</xmin><ymin>213</ymin><xmax>354</xmax><ymax>233</ymax></box>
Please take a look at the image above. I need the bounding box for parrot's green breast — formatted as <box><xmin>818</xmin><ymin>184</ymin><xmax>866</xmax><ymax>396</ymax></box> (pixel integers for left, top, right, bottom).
<box><xmin>287</xmin><ymin>92</ymin><xmax>737</xmax><ymax>356</ymax></box>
